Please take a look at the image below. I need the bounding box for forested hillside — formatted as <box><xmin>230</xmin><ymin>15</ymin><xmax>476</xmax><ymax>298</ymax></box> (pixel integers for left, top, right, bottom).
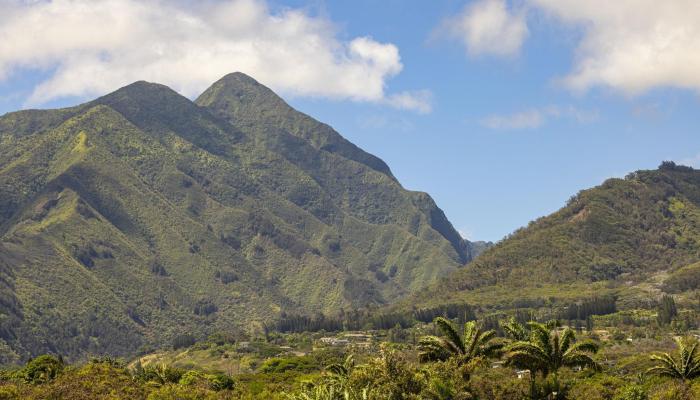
<box><xmin>0</xmin><ymin>73</ymin><xmax>469</xmax><ymax>362</ymax></box>
<box><xmin>410</xmin><ymin>162</ymin><xmax>700</xmax><ymax>311</ymax></box>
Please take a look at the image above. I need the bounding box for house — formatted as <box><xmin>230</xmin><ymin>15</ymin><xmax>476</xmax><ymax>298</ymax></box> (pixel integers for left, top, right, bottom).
<box><xmin>516</xmin><ymin>370</ymin><xmax>531</xmax><ymax>379</ymax></box>
<box><xmin>344</xmin><ymin>333</ymin><xmax>373</xmax><ymax>341</ymax></box>
<box><xmin>319</xmin><ymin>337</ymin><xmax>349</xmax><ymax>346</ymax></box>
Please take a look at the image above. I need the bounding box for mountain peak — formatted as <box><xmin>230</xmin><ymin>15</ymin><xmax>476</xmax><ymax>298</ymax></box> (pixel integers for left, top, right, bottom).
<box><xmin>196</xmin><ymin>71</ymin><xmax>290</xmax><ymax>116</ymax></box>
<box><xmin>196</xmin><ymin>73</ymin><xmax>397</xmax><ymax>179</ymax></box>
<box><xmin>220</xmin><ymin>71</ymin><xmax>264</xmax><ymax>85</ymax></box>
<box><xmin>105</xmin><ymin>80</ymin><xmax>176</xmax><ymax>99</ymax></box>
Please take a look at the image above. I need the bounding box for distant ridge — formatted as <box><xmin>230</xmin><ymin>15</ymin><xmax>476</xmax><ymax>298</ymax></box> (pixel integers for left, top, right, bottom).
<box><xmin>407</xmin><ymin>162</ymin><xmax>700</xmax><ymax>311</ymax></box>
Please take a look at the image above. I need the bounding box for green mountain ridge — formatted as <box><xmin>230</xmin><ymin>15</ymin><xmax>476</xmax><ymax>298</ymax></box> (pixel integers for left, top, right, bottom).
<box><xmin>408</xmin><ymin>162</ymin><xmax>700</xmax><ymax>311</ymax></box>
<box><xmin>0</xmin><ymin>73</ymin><xmax>469</xmax><ymax>362</ymax></box>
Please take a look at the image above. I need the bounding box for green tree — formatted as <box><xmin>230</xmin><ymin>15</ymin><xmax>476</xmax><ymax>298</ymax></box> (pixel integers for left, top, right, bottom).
<box><xmin>657</xmin><ymin>295</ymin><xmax>678</xmax><ymax>325</ymax></box>
<box><xmin>505</xmin><ymin>322</ymin><xmax>598</xmax><ymax>376</ymax></box>
<box><xmin>21</xmin><ymin>354</ymin><xmax>64</xmax><ymax>384</ymax></box>
<box><xmin>646</xmin><ymin>337</ymin><xmax>700</xmax><ymax>381</ymax></box>
<box><xmin>418</xmin><ymin>317</ymin><xmax>502</xmax><ymax>379</ymax></box>
<box><xmin>325</xmin><ymin>354</ymin><xmax>355</xmax><ymax>385</ymax></box>
<box><xmin>501</xmin><ymin>317</ymin><xmax>529</xmax><ymax>341</ymax></box>
<box><xmin>505</xmin><ymin>322</ymin><xmax>598</xmax><ymax>398</ymax></box>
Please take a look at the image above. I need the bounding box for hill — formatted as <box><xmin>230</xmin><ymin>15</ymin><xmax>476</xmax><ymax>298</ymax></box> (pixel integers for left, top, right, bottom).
<box><xmin>0</xmin><ymin>73</ymin><xmax>469</xmax><ymax>362</ymax></box>
<box><xmin>408</xmin><ymin>162</ymin><xmax>700</xmax><ymax>311</ymax></box>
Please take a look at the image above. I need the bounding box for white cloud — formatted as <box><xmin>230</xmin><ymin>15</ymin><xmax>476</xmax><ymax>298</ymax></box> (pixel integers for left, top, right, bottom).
<box><xmin>437</xmin><ymin>1</ymin><xmax>700</xmax><ymax>95</ymax></box>
<box><xmin>530</xmin><ymin>0</ymin><xmax>700</xmax><ymax>94</ymax></box>
<box><xmin>439</xmin><ymin>0</ymin><xmax>528</xmax><ymax>57</ymax></box>
<box><xmin>480</xmin><ymin>105</ymin><xmax>598</xmax><ymax>130</ymax></box>
<box><xmin>0</xmin><ymin>0</ymin><xmax>429</xmax><ymax>112</ymax></box>
<box><xmin>481</xmin><ymin>109</ymin><xmax>543</xmax><ymax>130</ymax></box>
<box><xmin>384</xmin><ymin>90</ymin><xmax>433</xmax><ymax>114</ymax></box>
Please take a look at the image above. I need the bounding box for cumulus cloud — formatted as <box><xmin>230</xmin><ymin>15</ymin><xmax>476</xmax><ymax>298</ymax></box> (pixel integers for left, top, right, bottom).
<box><xmin>438</xmin><ymin>0</ymin><xmax>528</xmax><ymax>57</ymax></box>
<box><xmin>480</xmin><ymin>105</ymin><xmax>598</xmax><ymax>130</ymax></box>
<box><xmin>0</xmin><ymin>0</ymin><xmax>430</xmax><ymax>112</ymax></box>
<box><xmin>531</xmin><ymin>0</ymin><xmax>700</xmax><ymax>94</ymax></box>
<box><xmin>437</xmin><ymin>0</ymin><xmax>700</xmax><ymax>95</ymax></box>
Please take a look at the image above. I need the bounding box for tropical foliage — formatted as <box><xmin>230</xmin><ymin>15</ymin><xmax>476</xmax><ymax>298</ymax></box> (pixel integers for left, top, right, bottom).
<box><xmin>647</xmin><ymin>337</ymin><xmax>700</xmax><ymax>381</ymax></box>
<box><xmin>418</xmin><ymin>317</ymin><xmax>502</xmax><ymax>380</ymax></box>
<box><xmin>505</xmin><ymin>322</ymin><xmax>599</xmax><ymax>377</ymax></box>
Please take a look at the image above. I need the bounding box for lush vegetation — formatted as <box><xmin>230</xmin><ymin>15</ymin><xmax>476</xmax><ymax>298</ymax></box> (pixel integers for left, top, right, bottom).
<box><xmin>3</xmin><ymin>69</ymin><xmax>700</xmax><ymax>400</ymax></box>
<box><xmin>0</xmin><ymin>72</ymin><xmax>470</xmax><ymax>361</ymax></box>
<box><xmin>406</xmin><ymin>163</ymin><xmax>700</xmax><ymax>319</ymax></box>
<box><xmin>3</xmin><ymin>313</ymin><xmax>700</xmax><ymax>399</ymax></box>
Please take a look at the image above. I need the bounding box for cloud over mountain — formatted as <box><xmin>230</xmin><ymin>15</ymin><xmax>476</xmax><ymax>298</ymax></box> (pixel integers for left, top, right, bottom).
<box><xmin>0</xmin><ymin>0</ymin><xmax>429</xmax><ymax>112</ymax></box>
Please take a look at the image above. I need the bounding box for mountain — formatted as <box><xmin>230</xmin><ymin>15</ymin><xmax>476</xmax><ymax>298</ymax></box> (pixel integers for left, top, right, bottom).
<box><xmin>466</xmin><ymin>240</ymin><xmax>493</xmax><ymax>258</ymax></box>
<box><xmin>0</xmin><ymin>73</ymin><xmax>469</xmax><ymax>362</ymax></box>
<box><xmin>409</xmin><ymin>162</ymin><xmax>700</xmax><ymax>311</ymax></box>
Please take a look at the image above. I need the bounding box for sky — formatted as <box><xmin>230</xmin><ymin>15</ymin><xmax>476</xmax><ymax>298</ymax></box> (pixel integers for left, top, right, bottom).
<box><xmin>1</xmin><ymin>0</ymin><xmax>699</xmax><ymax>242</ymax></box>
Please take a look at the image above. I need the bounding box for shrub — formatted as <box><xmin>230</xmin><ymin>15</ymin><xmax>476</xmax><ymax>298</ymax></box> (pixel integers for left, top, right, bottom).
<box><xmin>206</xmin><ymin>373</ymin><xmax>235</xmax><ymax>391</ymax></box>
<box><xmin>21</xmin><ymin>355</ymin><xmax>64</xmax><ymax>384</ymax></box>
<box><xmin>178</xmin><ymin>370</ymin><xmax>205</xmax><ymax>387</ymax></box>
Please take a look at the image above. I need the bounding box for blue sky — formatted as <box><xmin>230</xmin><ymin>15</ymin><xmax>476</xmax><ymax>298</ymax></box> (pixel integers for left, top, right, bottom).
<box><xmin>1</xmin><ymin>0</ymin><xmax>699</xmax><ymax>241</ymax></box>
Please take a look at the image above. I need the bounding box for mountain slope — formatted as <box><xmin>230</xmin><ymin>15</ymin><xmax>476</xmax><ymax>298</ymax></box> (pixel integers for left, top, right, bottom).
<box><xmin>0</xmin><ymin>73</ymin><xmax>468</xmax><ymax>361</ymax></box>
<box><xmin>410</xmin><ymin>162</ymin><xmax>700</xmax><ymax>310</ymax></box>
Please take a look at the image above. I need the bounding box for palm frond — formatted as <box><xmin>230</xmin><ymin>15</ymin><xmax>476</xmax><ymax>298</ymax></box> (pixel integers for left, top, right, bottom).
<box><xmin>501</xmin><ymin>318</ymin><xmax>528</xmax><ymax>341</ymax></box>
<box><xmin>563</xmin><ymin>352</ymin><xmax>599</xmax><ymax>371</ymax></box>
<box><xmin>566</xmin><ymin>340</ymin><xmax>598</xmax><ymax>354</ymax></box>
<box><xmin>434</xmin><ymin>317</ymin><xmax>466</xmax><ymax>354</ymax></box>
<box><xmin>418</xmin><ymin>336</ymin><xmax>454</xmax><ymax>363</ymax></box>
<box><xmin>647</xmin><ymin>338</ymin><xmax>700</xmax><ymax>380</ymax></box>
<box><xmin>527</xmin><ymin>322</ymin><xmax>553</xmax><ymax>359</ymax></box>
<box><xmin>559</xmin><ymin>329</ymin><xmax>575</xmax><ymax>354</ymax></box>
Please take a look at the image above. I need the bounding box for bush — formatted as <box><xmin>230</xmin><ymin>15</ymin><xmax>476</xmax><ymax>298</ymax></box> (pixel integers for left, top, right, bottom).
<box><xmin>615</xmin><ymin>385</ymin><xmax>648</xmax><ymax>400</ymax></box>
<box><xmin>206</xmin><ymin>373</ymin><xmax>235</xmax><ymax>391</ymax></box>
<box><xmin>178</xmin><ymin>370</ymin><xmax>205</xmax><ymax>387</ymax></box>
<box><xmin>21</xmin><ymin>355</ymin><xmax>64</xmax><ymax>384</ymax></box>
<box><xmin>259</xmin><ymin>356</ymin><xmax>318</xmax><ymax>373</ymax></box>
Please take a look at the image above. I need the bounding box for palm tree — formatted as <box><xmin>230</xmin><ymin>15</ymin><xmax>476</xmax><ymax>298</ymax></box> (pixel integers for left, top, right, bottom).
<box><xmin>501</xmin><ymin>318</ymin><xmax>529</xmax><ymax>341</ymax></box>
<box><xmin>647</xmin><ymin>337</ymin><xmax>700</xmax><ymax>381</ymax></box>
<box><xmin>418</xmin><ymin>317</ymin><xmax>503</xmax><ymax>378</ymax></box>
<box><xmin>505</xmin><ymin>322</ymin><xmax>599</xmax><ymax>377</ymax></box>
<box><xmin>325</xmin><ymin>354</ymin><xmax>354</xmax><ymax>385</ymax></box>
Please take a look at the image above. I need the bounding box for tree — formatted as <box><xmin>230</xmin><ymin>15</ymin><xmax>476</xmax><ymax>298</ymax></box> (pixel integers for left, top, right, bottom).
<box><xmin>21</xmin><ymin>354</ymin><xmax>64</xmax><ymax>384</ymax></box>
<box><xmin>325</xmin><ymin>355</ymin><xmax>355</xmax><ymax>386</ymax></box>
<box><xmin>646</xmin><ymin>337</ymin><xmax>700</xmax><ymax>381</ymax></box>
<box><xmin>418</xmin><ymin>317</ymin><xmax>503</xmax><ymax>378</ymax></box>
<box><xmin>501</xmin><ymin>317</ymin><xmax>529</xmax><ymax>341</ymax></box>
<box><xmin>505</xmin><ymin>323</ymin><xmax>598</xmax><ymax>399</ymax></box>
<box><xmin>657</xmin><ymin>295</ymin><xmax>678</xmax><ymax>325</ymax></box>
<box><xmin>505</xmin><ymin>322</ymin><xmax>599</xmax><ymax>376</ymax></box>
